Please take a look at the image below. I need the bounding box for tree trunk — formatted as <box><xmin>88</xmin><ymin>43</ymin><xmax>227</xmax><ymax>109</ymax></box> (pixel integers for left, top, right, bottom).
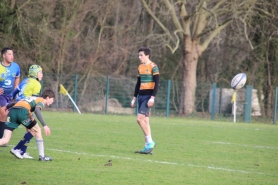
<box><xmin>179</xmin><ymin>39</ymin><xmax>199</xmax><ymax>115</ymax></box>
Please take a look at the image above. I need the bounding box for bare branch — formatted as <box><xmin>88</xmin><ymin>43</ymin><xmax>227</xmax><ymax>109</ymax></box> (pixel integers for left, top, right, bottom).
<box><xmin>165</xmin><ymin>30</ymin><xmax>183</xmax><ymax>53</ymax></box>
<box><xmin>17</xmin><ymin>0</ymin><xmax>31</xmax><ymax>11</ymax></box>
<box><xmin>211</xmin><ymin>0</ymin><xmax>227</xmax><ymax>12</ymax></box>
<box><xmin>140</xmin><ymin>0</ymin><xmax>176</xmax><ymax>43</ymax></box>
<box><xmin>199</xmin><ymin>19</ymin><xmax>232</xmax><ymax>52</ymax></box>
<box><xmin>253</xmin><ymin>7</ymin><xmax>278</xmax><ymax>19</ymax></box>
<box><xmin>192</xmin><ymin>2</ymin><xmax>208</xmax><ymax>40</ymax></box>
<box><xmin>162</xmin><ymin>0</ymin><xmax>184</xmax><ymax>38</ymax></box>
<box><xmin>239</xmin><ymin>17</ymin><xmax>254</xmax><ymax>49</ymax></box>
<box><xmin>178</xmin><ymin>2</ymin><xmax>191</xmax><ymax>37</ymax></box>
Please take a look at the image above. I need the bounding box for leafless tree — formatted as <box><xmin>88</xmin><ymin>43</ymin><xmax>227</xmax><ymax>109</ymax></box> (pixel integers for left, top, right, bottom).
<box><xmin>141</xmin><ymin>0</ymin><xmax>257</xmax><ymax>115</ymax></box>
<box><xmin>245</xmin><ymin>0</ymin><xmax>278</xmax><ymax>116</ymax></box>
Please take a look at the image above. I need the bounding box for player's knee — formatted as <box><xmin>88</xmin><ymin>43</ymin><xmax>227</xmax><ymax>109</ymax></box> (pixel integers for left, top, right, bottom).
<box><xmin>37</xmin><ymin>127</ymin><xmax>42</xmax><ymax>134</ymax></box>
<box><xmin>34</xmin><ymin>126</ymin><xmax>43</xmax><ymax>139</ymax></box>
<box><xmin>3</xmin><ymin>138</ymin><xmax>9</xmax><ymax>144</ymax></box>
<box><xmin>0</xmin><ymin>109</ymin><xmax>7</xmax><ymax>122</ymax></box>
<box><xmin>136</xmin><ymin>115</ymin><xmax>145</xmax><ymax>123</ymax></box>
<box><xmin>136</xmin><ymin>116</ymin><xmax>141</xmax><ymax>123</ymax></box>
<box><xmin>0</xmin><ymin>137</ymin><xmax>9</xmax><ymax>145</ymax></box>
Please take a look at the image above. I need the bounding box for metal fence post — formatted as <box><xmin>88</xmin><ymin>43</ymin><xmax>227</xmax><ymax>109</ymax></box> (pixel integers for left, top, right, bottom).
<box><xmin>105</xmin><ymin>76</ymin><xmax>110</xmax><ymax>115</ymax></box>
<box><xmin>166</xmin><ymin>80</ymin><xmax>171</xmax><ymax>117</ymax></box>
<box><xmin>273</xmin><ymin>87</ymin><xmax>278</xmax><ymax>124</ymax></box>
<box><xmin>73</xmin><ymin>74</ymin><xmax>78</xmax><ymax>112</ymax></box>
<box><xmin>211</xmin><ymin>83</ymin><xmax>217</xmax><ymax>120</ymax></box>
<box><xmin>244</xmin><ymin>85</ymin><xmax>253</xmax><ymax>122</ymax></box>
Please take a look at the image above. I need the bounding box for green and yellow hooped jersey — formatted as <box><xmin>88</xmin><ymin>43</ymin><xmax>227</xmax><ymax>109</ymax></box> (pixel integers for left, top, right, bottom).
<box><xmin>13</xmin><ymin>96</ymin><xmax>44</xmax><ymax>112</ymax></box>
<box><xmin>137</xmin><ymin>61</ymin><xmax>159</xmax><ymax>90</ymax></box>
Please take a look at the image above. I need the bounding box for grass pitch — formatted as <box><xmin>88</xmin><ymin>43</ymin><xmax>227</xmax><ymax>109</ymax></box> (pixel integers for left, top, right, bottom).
<box><xmin>0</xmin><ymin>112</ymin><xmax>278</xmax><ymax>185</ymax></box>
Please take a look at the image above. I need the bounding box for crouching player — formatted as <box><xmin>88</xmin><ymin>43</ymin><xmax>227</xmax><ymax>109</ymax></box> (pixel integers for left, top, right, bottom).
<box><xmin>0</xmin><ymin>89</ymin><xmax>55</xmax><ymax>161</ymax></box>
<box><xmin>11</xmin><ymin>64</ymin><xmax>44</xmax><ymax>159</ymax></box>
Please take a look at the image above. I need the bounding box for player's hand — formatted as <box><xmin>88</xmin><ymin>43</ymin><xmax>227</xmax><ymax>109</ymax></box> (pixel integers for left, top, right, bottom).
<box><xmin>147</xmin><ymin>97</ymin><xmax>155</xmax><ymax>108</ymax></box>
<box><xmin>130</xmin><ymin>97</ymin><xmax>136</xmax><ymax>107</ymax></box>
<box><xmin>43</xmin><ymin>126</ymin><xmax>51</xmax><ymax>136</ymax></box>
<box><xmin>0</xmin><ymin>88</ymin><xmax>4</xmax><ymax>95</ymax></box>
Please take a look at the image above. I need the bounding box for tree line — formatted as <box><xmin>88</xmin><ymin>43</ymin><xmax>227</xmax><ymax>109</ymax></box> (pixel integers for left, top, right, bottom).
<box><xmin>0</xmin><ymin>0</ymin><xmax>277</xmax><ymax>117</ymax></box>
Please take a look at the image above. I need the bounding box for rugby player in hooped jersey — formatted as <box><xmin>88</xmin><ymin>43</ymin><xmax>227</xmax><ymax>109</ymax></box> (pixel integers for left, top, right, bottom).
<box><xmin>11</xmin><ymin>65</ymin><xmax>46</xmax><ymax>159</ymax></box>
<box><xmin>131</xmin><ymin>47</ymin><xmax>159</xmax><ymax>154</ymax></box>
<box><xmin>0</xmin><ymin>89</ymin><xmax>55</xmax><ymax>161</ymax></box>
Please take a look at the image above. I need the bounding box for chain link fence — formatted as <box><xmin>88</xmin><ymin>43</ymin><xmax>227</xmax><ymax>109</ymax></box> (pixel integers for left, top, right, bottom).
<box><xmin>32</xmin><ymin>73</ymin><xmax>277</xmax><ymax>123</ymax></box>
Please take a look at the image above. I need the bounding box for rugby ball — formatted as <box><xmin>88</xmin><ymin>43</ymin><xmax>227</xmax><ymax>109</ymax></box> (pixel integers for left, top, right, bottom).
<box><xmin>231</xmin><ymin>73</ymin><xmax>247</xmax><ymax>90</ymax></box>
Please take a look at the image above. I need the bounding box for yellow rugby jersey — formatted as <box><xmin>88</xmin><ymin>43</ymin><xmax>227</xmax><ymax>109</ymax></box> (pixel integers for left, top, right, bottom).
<box><xmin>15</xmin><ymin>77</ymin><xmax>41</xmax><ymax>101</ymax></box>
<box><xmin>0</xmin><ymin>64</ymin><xmax>6</xmax><ymax>81</ymax></box>
<box><xmin>137</xmin><ymin>61</ymin><xmax>159</xmax><ymax>90</ymax></box>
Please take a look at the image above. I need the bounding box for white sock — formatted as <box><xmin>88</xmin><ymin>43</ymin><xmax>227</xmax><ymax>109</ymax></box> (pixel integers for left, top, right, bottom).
<box><xmin>36</xmin><ymin>139</ymin><xmax>44</xmax><ymax>157</ymax></box>
<box><xmin>145</xmin><ymin>135</ymin><xmax>153</xmax><ymax>144</ymax></box>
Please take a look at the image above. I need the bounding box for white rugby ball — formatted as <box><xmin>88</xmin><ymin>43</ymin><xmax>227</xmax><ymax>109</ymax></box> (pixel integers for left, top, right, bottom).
<box><xmin>231</xmin><ymin>73</ymin><xmax>247</xmax><ymax>90</ymax></box>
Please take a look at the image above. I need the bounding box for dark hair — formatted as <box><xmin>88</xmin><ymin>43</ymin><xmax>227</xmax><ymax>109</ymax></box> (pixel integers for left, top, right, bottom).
<box><xmin>138</xmin><ymin>47</ymin><xmax>151</xmax><ymax>59</ymax></box>
<box><xmin>41</xmin><ymin>89</ymin><xmax>55</xmax><ymax>99</ymax></box>
<box><xmin>1</xmin><ymin>47</ymin><xmax>13</xmax><ymax>55</ymax></box>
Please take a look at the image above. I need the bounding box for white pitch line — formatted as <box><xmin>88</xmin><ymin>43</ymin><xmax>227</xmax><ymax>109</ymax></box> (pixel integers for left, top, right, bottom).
<box><xmin>212</xmin><ymin>142</ymin><xmax>278</xmax><ymax>150</ymax></box>
<box><xmin>43</xmin><ymin>147</ymin><xmax>266</xmax><ymax>175</ymax></box>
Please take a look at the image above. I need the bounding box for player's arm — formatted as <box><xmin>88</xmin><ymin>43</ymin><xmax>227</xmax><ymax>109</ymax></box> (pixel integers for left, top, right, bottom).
<box><xmin>151</xmin><ymin>74</ymin><xmax>160</xmax><ymax>97</ymax></box>
<box><xmin>148</xmin><ymin>74</ymin><xmax>160</xmax><ymax>107</ymax></box>
<box><xmin>14</xmin><ymin>76</ymin><xmax>20</xmax><ymax>90</ymax></box>
<box><xmin>131</xmin><ymin>77</ymin><xmax>140</xmax><ymax>107</ymax></box>
<box><xmin>34</xmin><ymin>106</ymin><xmax>51</xmax><ymax>136</ymax></box>
<box><xmin>12</xmin><ymin>87</ymin><xmax>20</xmax><ymax>100</ymax></box>
<box><xmin>14</xmin><ymin>65</ymin><xmax>21</xmax><ymax>89</ymax></box>
<box><xmin>6</xmin><ymin>102</ymin><xmax>16</xmax><ymax>109</ymax></box>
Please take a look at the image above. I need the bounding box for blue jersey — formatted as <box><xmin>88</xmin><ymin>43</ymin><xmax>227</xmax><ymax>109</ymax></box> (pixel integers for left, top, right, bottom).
<box><xmin>12</xmin><ymin>77</ymin><xmax>41</xmax><ymax>101</ymax></box>
<box><xmin>0</xmin><ymin>62</ymin><xmax>20</xmax><ymax>95</ymax></box>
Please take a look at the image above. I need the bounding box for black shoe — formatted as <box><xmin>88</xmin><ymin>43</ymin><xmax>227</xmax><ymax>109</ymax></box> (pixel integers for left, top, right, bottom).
<box><xmin>39</xmin><ymin>155</ymin><xmax>52</xmax><ymax>161</ymax></box>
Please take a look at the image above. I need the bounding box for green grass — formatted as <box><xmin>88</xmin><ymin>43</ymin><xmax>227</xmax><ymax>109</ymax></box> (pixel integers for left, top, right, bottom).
<box><xmin>1</xmin><ymin>112</ymin><xmax>278</xmax><ymax>185</ymax></box>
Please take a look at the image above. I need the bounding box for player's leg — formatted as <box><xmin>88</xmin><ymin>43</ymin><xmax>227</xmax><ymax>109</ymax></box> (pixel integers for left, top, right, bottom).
<box><xmin>1</xmin><ymin>129</ymin><xmax>14</xmax><ymax>158</ymax></box>
<box><xmin>136</xmin><ymin>114</ymin><xmax>156</xmax><ymax>154</ymax></box>
<box><xmin>2</xmin><ymin>127</ymin><xmax>25</xmax><ymax>159</ymax></box>
<box><xmin>143</xmin><ymin>116</ymin><xmax>154</xmax><ymax>143</ymax></box>
<box><xmin>13</xmin><ymin>130</ymin><xmax>34</xmax><ymax>159</ymax></box>
<box><xmin>20</xmin><ymin>116</ymin><xmax>35</xmax><ymax>157</ymax></box>
<box><xmin>137</xmin><ymin>114</ymin><xmax>150</xmax><ymax>134</ymax></box>
<box><xmin>0</xmin><ymin>121</ymin><xmax>5</xmax><ymax>146</ymax></box>
<box><xmin>28</xmin><ymin>123</ymin><xmax>52</xmax><ymax>161</ymax></box>
<box><xmin>14</xmin><ymin>113</ymin><xmax>35</xmax><ymax>158</ymax></box>
<box><xmin>0</xmin><ymin>104</ymin><xmax>8</xmax><ymax>146</ymax></box>
<box><xmin>135</xmin><ymin>95</ymin><xmax>156</xmax><ymax>154</ymax></box>
<box><xmin>20</xmin><ymin>133</ymin><xmax>34</xmax><ymax>159</ymax></box>
<box><xmin>0</xmin><ymin>129</ymin><xmax>12</xmax><ymax>145</ymax></box>
<box><xmin>5</xmin><ymin>109</ymin><xmax>26</xmax><ymax>159</ymax></box>
<box><xmin>143</xmin><ymin>115</ymin><xmax>156</xmax><ymax>153</ymax></box>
